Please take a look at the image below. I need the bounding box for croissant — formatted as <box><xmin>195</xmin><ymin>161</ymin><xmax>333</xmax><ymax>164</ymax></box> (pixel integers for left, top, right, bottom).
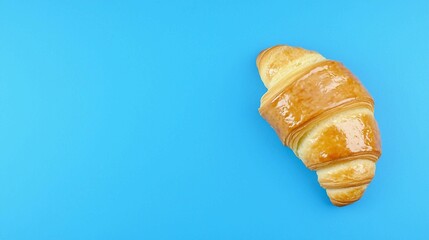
<box><xmin>256</xmin><ymin>45</ymin><xmax>382</xmax><ymax>206</ymax></box>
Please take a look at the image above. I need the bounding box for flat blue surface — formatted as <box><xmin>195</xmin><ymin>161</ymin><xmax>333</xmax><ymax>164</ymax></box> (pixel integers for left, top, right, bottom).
<box><xmin>1</xmin><ymin>0</ymin><xmax>428</xmax><ymax>239</ymax></box>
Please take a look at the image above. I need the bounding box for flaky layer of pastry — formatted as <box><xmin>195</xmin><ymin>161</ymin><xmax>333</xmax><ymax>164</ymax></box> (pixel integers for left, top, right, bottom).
<box><xmin>256</xmin><ymin>45</ymin><xmax>325</xmax><ymax>89</ymax></box>
<box><xmin>256</xmin><ymin>45</ymin><xmax>382</xmax><ymax>206</ymax></box>
<box><xmin>296</xmin><ymin>107</ymin><xmax>381</xmax><ymax>170</ymax></box>
<box><xmin>326</xmin><ymin>184</ymin><xmax>368</xmax><ymax>206</ymax></box>
<box><xmin>259</xmin><ymin>60</ymin><xmax>374</xmax><ymax>148</ymax></box>
<box><xmin>317</xmin><ymin>159</ymin><xmax>375</xmax><ymax>189</ymax></box>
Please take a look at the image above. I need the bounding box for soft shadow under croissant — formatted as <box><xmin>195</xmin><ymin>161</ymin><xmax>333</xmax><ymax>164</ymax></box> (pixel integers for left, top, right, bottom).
<box><xmin>256</xmin><ymin>45</ymin><xmax>382</xmax><ymax>206</ymax></box>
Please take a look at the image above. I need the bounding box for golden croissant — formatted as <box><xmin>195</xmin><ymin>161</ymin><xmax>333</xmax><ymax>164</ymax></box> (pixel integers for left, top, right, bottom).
<box><xmin>256</xmin><ymin>45</ymin><xmax>382</xmax><ymax>206</ymax></box>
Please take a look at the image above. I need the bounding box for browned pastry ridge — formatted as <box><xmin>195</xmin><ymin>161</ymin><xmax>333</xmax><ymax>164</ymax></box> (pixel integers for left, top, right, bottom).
<box><xmin>256</xmin><ymin>45</ymin><xmax>382</xmax><ymax>206</ymax></box>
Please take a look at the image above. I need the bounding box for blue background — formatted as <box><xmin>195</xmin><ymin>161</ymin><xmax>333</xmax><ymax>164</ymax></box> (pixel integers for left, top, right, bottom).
<box><xmin>1</xmin><ymin>0</ymin><xmax>428</xmax><ymax>239</ymax></box>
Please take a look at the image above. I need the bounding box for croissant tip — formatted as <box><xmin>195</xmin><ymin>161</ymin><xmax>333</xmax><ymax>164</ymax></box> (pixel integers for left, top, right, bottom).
<box><xmin>326</xmin><ymin>184</ymin><xmax>368</xmax><ymax>207</ymax></box>
<box><xmin>256</xmin><ymin>45</ymin><xmax>291</xmax><ymax>67</ymax></box>
<box><xmin>256</xmin><ymin>45</ymin><xmax>326</xmax><ymax>89</ymax></box>
<box><xmin>330</xmin><ymin>199</ymin><xmax>358</xmax><ymax>207</ymax></box>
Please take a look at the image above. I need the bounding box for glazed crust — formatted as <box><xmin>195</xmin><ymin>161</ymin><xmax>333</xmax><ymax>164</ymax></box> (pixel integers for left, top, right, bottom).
<box><xmin>259</xmin><ymin>60</ymin><xmax>374</xmax><ymax>149</ymax></box>
<box><xmin>256</xmin><ymin>45</ymin><xmax>382</xmax><ymax>206</ymax></box>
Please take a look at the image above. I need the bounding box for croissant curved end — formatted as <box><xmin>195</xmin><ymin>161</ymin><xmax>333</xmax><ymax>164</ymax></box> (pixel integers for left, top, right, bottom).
<box><xmin>256</xmin><ymin>45</ymin><xmax>325</xmax><ymax>89</ymax></box>
<box><xmin>317</xmin><ymin>159</ymin><xmax>375</xmax><ymax>206</ymax></box>
<box><xmin>326</xmin><ymin>184</ymin><xmax>368</xmax><ymax>207</ymax></box>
